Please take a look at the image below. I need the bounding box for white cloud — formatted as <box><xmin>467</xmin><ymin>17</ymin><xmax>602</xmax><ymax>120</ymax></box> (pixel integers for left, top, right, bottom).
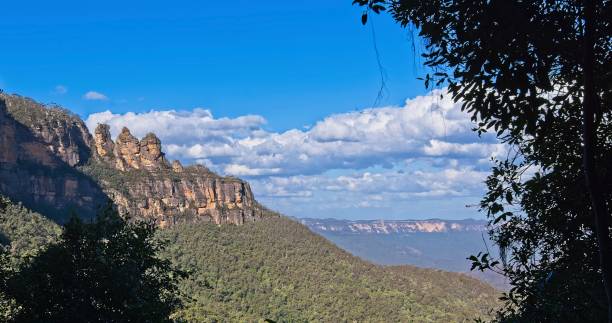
<box><xmin>86</xmin><ymin>108</ymin><xmax>266</xmax><ymax>147</ymax></box>
<box><xmin>249</xmin><ymin>166</ymin><xmax>489</xmax><ymax>218</ymax></box>
<box><xmin>83</xmin><ymin>91</ymin><xmax>109</xmax><ymax>101</ymax></box>
<box><xmin>224</xmin><ymin>164</ymin><xmax>282</xmax><ymax>176</ymax></box>
<box><xmin>423</xmin><ymin>139</ymin><xmax>505</xmax><ymax>159</ymax></box>
<box><xmin>54</xmin><ymin>85</ymin><xmax>68</xmax><ymax>95</ymax></box>
<box><xmin>85</xmin><ymin>89</ymin><xmax>499</xmax><ymax>218</ymax></box>
<box><xmin>86</xmin><ymin>90</ymin><xmax>499</xmax><ymax>177</ymax></box>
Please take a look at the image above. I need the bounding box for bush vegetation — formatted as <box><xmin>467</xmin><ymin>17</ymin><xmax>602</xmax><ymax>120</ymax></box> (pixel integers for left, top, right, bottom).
<box><xmin>0</xmin><ymin>199</ymin><xmax>184</xmax><ymax>322</ymax></box>
<box><xmin>158</xmin><ymin>215</ymin><xmax>499</xmax><ymax>322</ymax></box>
<box><xmin>0</xmin><ymin>195</ymin><xmax>498</xmax><ymax>322</ymax></box>
<box><xmin>0</xmin><ymin>196</ymin><xmax>61</xmax><ymax>264</ymax></box>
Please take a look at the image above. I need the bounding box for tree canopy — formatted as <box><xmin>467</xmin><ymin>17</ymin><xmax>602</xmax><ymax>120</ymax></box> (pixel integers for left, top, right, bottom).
<box><xmin>158</xmin><ymin>216</ymin><xmax>499</xmax><ymax>322</ymax></box>
<box><xmin>355</xmin><ymin>0</ymin><xmax>612</xmax><ymax>321</ymax></box>
<box><xmin>0</xmin><ymin>202</ymin><xmax>184</xmax><ymax>322</ymax></box>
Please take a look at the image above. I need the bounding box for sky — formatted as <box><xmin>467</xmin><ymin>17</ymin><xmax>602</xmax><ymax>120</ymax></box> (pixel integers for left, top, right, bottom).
<box><xmin>0</xmin><ymin>1</ymin><xmax>502</xmax><ymax>220</ymax></box>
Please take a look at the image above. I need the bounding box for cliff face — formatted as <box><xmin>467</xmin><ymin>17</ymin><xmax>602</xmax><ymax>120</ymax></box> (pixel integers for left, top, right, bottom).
<box><xmin>0</xmin><ymin>94</ymin><xmax>107</xmax><ymax>222</ymax></box>
<box><xmin>86</xmin><ymin>123</ymin><xmax>263</xmax><ymax>227</ymax></box>
<box><xmin>0</xmin><ymin>93</ymin><xmax>265</xmax><ymax>226</ymax></box>
<box><xmin>94</xmin><ymin>125</ymin><xmax>170</xmax><ymax>171</ymax></box>
<box><xmin>1</xmin><ymin>93</ymin><xmax>92</xmax><ymax>167</ymax></box>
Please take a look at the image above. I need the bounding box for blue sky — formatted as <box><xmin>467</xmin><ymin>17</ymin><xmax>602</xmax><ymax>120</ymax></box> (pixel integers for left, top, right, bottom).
<box><xmin>0</xmin><ymin>1</ymin><xmax>501</xmax><ymax>220</ymax></box>
<box><xmin>0</xmin><ymin>0</ymin><xmax>424</xmax><ymax>130</ymax></box>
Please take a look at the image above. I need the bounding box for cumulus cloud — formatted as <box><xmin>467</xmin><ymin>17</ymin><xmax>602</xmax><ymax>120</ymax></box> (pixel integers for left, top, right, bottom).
<box><xmin>423</xmin><ymin>139</ymin><xmax>505</xmax><ymax>158</ymax></box>
<box><xmin>86</xmin><ymin>108</ymin><xmax>266</xmax><ymax>147</ymax></box>
<box><xmin>86</xmin><ymin>89</ymin><xmax>501</xmax><ymax>177</ymax></box>
<box><xmin>83</xmin><ymin>91</ymin><xmax>109</xmax><ymax>101</ymax></box>
<box><xmin>85</xmin><ymin>89</ymin><xmax>500</xmax><ymax>217</ymax></box>
<box><xmin>252</xmin><ymin>167</ymin><xmax>487</xmax><ymax>199</ymax></box>
<box><xmin>248</xmin><ymin>166</ymin><xmax>489</xmax><ymax>218</ymax></box>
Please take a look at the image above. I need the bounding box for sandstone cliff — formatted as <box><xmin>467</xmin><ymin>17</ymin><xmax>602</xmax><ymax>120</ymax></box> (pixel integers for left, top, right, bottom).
<box><xmin>1</xmin><ymin>93</ymin><xmax>92</xmax><ymax>167</ymax></box>
<box><xmin>0</xmin><ymin>93</ymin><xmax>107</xmax><ymax>222</ymax></box>
<box><xmin>85</xmin><ymin>124</ymin><xmax>263</xmax><ymax>227</ymax></box>
<box><xmin>0</xmin><ymin>92</ymin><xmax>265</xmax><ymax>226</ymax></box>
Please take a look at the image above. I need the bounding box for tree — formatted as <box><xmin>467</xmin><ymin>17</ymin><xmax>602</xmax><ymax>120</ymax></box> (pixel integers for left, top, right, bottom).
<box><xmin>4</xmin><ymin>206</ymin><xmax>185</xmax><ymax>322</ymax></box>
<box><xmin>0</xmin><ymin>249</ymin><xmax>19</xmax><ymax>322</ymax></box>
<box><xmin>354</xmin><ymin>0</ymin><xmax>612</xmax><ymax>321</ymax></box>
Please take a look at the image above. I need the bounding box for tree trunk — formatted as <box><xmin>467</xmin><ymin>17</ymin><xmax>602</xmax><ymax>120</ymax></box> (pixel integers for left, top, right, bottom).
<box><xmin>582</xmin><ymin>0</ymin><xmax>612</xmax><ymax>321</ymax></box>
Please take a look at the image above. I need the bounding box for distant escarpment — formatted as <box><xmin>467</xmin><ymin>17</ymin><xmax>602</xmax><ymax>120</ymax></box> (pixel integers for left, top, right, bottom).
<box><xmin>0</xmin><ymin>93</ymin><xmax>107</xmax><ymax>222</ymax></box>
<box><xmin>300</xmin><ymin>218</ymin><xmax>487</xmax><ymax>234</ymax></box>
<box><xmin>82</xmin><ymin>124</ymin><xmax>263</xmax><ymax>226</ymax></box>
<box><xmin>0</xmin><ymin>92</ymin><xmax>265</xmax><ymax>225</ymax></box>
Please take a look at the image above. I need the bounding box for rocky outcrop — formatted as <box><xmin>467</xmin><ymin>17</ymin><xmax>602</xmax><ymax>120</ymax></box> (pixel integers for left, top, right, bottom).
<box><xmin>1</xmin><ymin>93</ymin><xmax>92</xmax><ymax>167</ymax></box>
<box><xmin>93</xmin><ymin>123</ymin><xmax>115</xmax><ymax>160</ymax></box>
<box><xmin>139</xmin><ymin>132</ymin><xmax>167</xmax><ymax>170</ymax></box>
<box><xmin>95</xmin><ymin>125</ymin><xmax>169</xmax><ymax>171</ymax></box>
<box><xmin>113</xmin><ymin>127</ymin><xmax>142</xmax><ymax>170</ymax></box>
<box><xmin>172</xmin><ymin>160</ymin><xmax>184</xmax><ymax>173</ymax></box>
<box><xmin>103</xmin><ymin>169</ymin><xmax>261</xmax><ymax>227</ymax></box>
<box><xmin>0</xmin><ymin>94</ymin><xmax>107</xmax><ymax>222</ymax></box>
<box><xmin>0</xmin><ymin>92</ymin><xmax>266</xmax><ymax>226</ymax></box>
<box><xmin>86</xmin><ymin>123</ymin><xmax>263</xmax><ymax>226</ymax></box>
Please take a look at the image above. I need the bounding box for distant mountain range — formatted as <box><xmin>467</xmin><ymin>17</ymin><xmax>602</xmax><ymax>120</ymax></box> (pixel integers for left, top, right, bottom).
<box><xmin>300</xmin><ymin>217</ymin><xmax>508</xmax><ymax>290</ymax></box>
<box><xmin>300</xmin><ymin>218</ymin><xmax>488</xmax><ymax>234</ymax></box>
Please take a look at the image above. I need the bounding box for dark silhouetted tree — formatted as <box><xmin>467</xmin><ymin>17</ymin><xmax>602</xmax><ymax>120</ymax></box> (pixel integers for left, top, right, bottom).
<box><xmin>355</xmin><ymin>0</ymin><xmax>612</xmax><ymax>321</ymax></box>
<box><xmin>4</xmin><ymin>206</ymin><xmax>184</xmax><ymax>322</ymax></box>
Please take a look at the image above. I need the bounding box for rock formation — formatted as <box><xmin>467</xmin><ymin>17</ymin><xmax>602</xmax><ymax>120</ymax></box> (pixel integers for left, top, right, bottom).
<box><xmin>0</xmin><ymin>92</ymin><xmax>266</xmax><ymax>226</ymax></box>
<box><xmin>0</xmin><ymin>93</ymin><xmax>107</xmax><ymax>222</ymax></box>
<box><xmin>93</xmin><ymin>123</ymin><xmax>114</xmax><ymax>160</ymax></box>
<box><xmin>139</xmin><ymin>132</ymin><xmax>168</xmax><ymax>170</ymax></box>
<box><xmin>172</xmin><ymin>160</ymin><xmax>184</xmax><ymax>173</ymax></box>
<box><xmin>90</xmin><ymin>123</ymin><xmax>262</xmax><ymax>227</ymax></box>
<box><xmin>1</xmin><ymin>93</ymin><xmax>93</xmax><ymax>167</ymax></box>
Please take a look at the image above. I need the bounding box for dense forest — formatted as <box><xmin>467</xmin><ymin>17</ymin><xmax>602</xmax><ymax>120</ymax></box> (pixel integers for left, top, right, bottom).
<box><xmin>0</xmin><ymin>198</ymin><xmax>183</xmax><ymax>322</ymax></box>
<box><xmin>0</xmin><ymin>196</ymin><xmax>499</xmax><ymax>322</ymax></box>
<box><xmin>0</xmin><ymin>196</ymin><xmax>61</xmax><ymax>264</ymax></box>
<box><xmin>158</xmin><ymin>215</ymin><xmax>498</xmax><ymax>322</ymax></box>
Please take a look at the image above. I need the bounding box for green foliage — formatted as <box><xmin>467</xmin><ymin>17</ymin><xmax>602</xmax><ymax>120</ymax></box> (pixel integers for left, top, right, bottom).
<box><xmin>0</xmin><ymin>249</ymin><xmax>19</xmax><ymax>322</ymax></box>
<box><xmin>0</xmin><ymin>197</ymin><xmax>61</xmax><ymax>321</ymax></box>
<box><xmin>1</xmin><ymin>93</ymin><xmax>83</xmax><ymax>131</ymax></box>
<box><xmin>78</xmin><ymin>159</ymin><xmax>148</xmax><ymax>196</ymax></box>
<box><xmin>1</xmin><ymin>205</ymin><xmax>184</xmax><ymax>322</ymax></box>
<box><xmin>0</xmin><ymin>196</ymin><xmax>61</xmax><ymax>263</ymax></box>
<box><xmin>158</xmin><ymin>215</ymin><xmax>499</xmax><ymax>322</ymax></box>
<box><xmin>78</xmin><ymin>158</ymin><xmax>243</xmax><ymax>202</ymax></box>
<box><xmin>354</xmin><ymin>0</ymin><xmax>612</xmax><ymax>321</ymax></box>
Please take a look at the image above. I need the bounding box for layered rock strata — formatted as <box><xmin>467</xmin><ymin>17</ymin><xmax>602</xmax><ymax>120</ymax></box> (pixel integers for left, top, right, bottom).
<box><xmin>0</xmin><ymin>92</ymin><xmax>264</xmax><ymax>226</ymax></box>
<box><xmin>0</xmin><ymin>94</ymin><xmax>107</xmax><ymax>222</ymax></box>
<box><xmin>90</xmin><ymin>124</ymin><xmax>262</xmax><ymax>226</ymax></box>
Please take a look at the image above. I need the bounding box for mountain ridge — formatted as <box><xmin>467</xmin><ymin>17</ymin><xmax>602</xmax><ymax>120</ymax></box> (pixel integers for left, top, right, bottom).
<box><xmin>299</xmin><ymin>217</ymin><xmax>509</xmax><ymax>290</ymax></box>
<box><xmin>0</xmin><ymin>93</ymin><xmax>107</xmax><ymax>222</ymax></box>
<box><xmin>0</xmin><ymin>92</ymin><xmax>266</xmax><ymax>225</ymax></box>
<box><xmin>158</xmin><ymin>216</ymin><xmax>500</xmax><ymax>321</ymax></box>
<box><xmin>299</xmin><ymin>217</ymin><xmax>488</xmax><ymax>234</ymax></box>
